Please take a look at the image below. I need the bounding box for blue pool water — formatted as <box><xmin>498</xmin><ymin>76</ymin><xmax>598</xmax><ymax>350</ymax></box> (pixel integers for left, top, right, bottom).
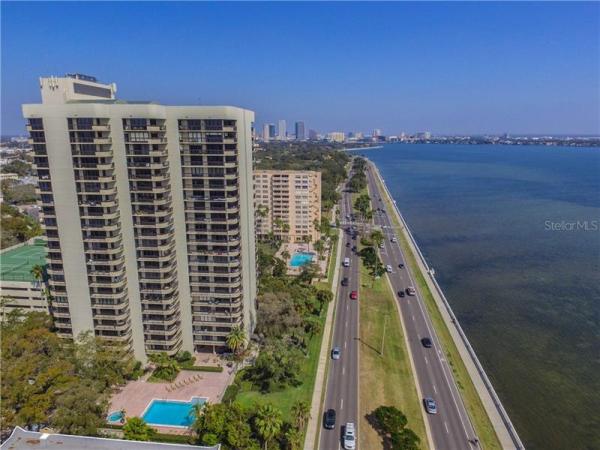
<box><xmin>106</xmin><ymin>410</ymin><xmax>124</xmax><ymax>423</ymax></box>
<box><xmin>142</xmin><ymin>397</ymin><xmax>205</xmax><ymax>427</ymax></box>
<box><xmin>289</xmin><ymin>251</ymin><xmax>315</xmax><ymax>267</ymax></box>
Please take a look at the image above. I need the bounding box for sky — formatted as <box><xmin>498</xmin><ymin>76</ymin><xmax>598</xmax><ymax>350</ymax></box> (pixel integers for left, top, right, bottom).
<box><xmin>1</xmin><ymin>1</ymin><xmax>599</xmax><ymax>136</ymax></box>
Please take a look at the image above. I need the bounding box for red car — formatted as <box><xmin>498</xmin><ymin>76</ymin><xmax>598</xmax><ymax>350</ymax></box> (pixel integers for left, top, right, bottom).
<box><xmin>350</xmin><ymin>290</ymin><xmax>358</xmax><ymax>300</ymax></box>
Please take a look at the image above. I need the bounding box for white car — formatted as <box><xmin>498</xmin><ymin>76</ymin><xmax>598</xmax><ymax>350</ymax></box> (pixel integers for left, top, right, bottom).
<box><xmin>391</xmin><ymin>236</ymin><xmax>397</xmax><ymax>243</ymax></box>
<box><xmin>344</xmin><ymin>423</ymin><xmax>356</xmax><ymax>449</ymax></box>
<box><xmin>386</xmin><ymin>265</ymin><xmax>393</xmax><ymax>273</ymax></box>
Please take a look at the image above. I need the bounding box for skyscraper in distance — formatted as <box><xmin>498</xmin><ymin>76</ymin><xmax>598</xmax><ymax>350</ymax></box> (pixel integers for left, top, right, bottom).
<box><xmin>295</xmin><ymin>121</ymin><xmax>305</xmax><ymax>141</ymax></box>
<box><xmin>263</xmin><ymin>123</ymin><xmax>270</xmax><ymax>142</ymax></box>
<box><xmin>268</xmin><ymin>124</ymin><xmax>276</xmax><ymax>139</ymax></box>
<box><xmin>22</xmin><ymin>74</ymin><xmax>257</xmax><ymax>360</ymax></box>
<box><xmin>278</xmin><ymin>120</ymin><xmax>286</xmax><ymax>140</ymax></box>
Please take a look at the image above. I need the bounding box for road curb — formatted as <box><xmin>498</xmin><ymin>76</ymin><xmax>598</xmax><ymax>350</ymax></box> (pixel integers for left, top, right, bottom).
<box><xmin>304</xmin><ymin>225</ymin><xmax>344</xmax><ymax>450</ymax></box>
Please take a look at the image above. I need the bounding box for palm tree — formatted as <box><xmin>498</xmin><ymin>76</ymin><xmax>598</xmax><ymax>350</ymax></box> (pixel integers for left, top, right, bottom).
<box><xmin>290</xmin><ymin>400</ymin><xmax>311</xmax><ymax>431</ymax></box>
<box><xmin>284</xmin><ymin>426</ymin><xmax>303</xmax><ymax>450</ymax></box>
<box><xmin>30</xmin><ymin>264</ymin><xmax>44</xmax><ymax>288</ymax></box>
<box><xmin>370</xmin><ymin>230</ymin><xmax>384</xmax><ymax>248</ymax></box>
<box><xmin>226</xmin><ymin>326</ymin><xmax>247</xmax><ymax>355</ymax></box>
<box><xmin>254</xmin><ymin>403</ymin><xmax>283</xmax><ymax>450</ymax></box>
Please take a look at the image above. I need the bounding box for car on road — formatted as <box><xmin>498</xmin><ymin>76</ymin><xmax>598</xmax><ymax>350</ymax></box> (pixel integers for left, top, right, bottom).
<box><xmin>343</xmin><ymin>423</ymin><xmax>356</xmax><ymax>449</ymax></box>
<box><xmin>350</xmin><ymin>290</ymin><xmax>358</xmax><ymax>300</ymax></box>
<box><xmin>406</xmin><ymin>286</ymin><xmax>416</xmax><ymax>296</ymax></box>
<box><xmin>324</xmin><ymin>409</ymin><xmax>336</xmax><ymax>429</ymax></box>
<box><xmin>352</xmin><ymin>234</ymin><xmax>357</xmax><ymax>240</ymax></box>
<box><xmin>391</xmin><ymin>236</ymin><xmax>397</xmax><ymax>243</ymax></box>
<box><xmin>398</xmin><ymin>290</ymin><xmax>405</xmax><ymax>298</ymax></box>
<box><xmin>423</xmin><ymin>398</ymin><xmax>437</xmax><ymax>414</ymax></box>
<box><xmin>343</xmin><ymin>257</ymin><xmax>350</xmax><ymax>267</ymax></box>
<box><xmin>379</xmin><ymin>243</ymin><xmax>385</xmax><ymax>249</ymax></box>
<box><xmin>341</xmin><ymin>277</ymin><xmax>349</xmax><ymax>287</ymax></box>
<box><xmin>385</xmin><ymin>264</ymin><xmax>393</xmax><ymax>273</ymax></box>
<box><xmin>421</xmin><ymin>337</ymin><xmax>433</xmax><ymax>348</ymax></box>
<box><xmin>398</xmin><ymin>263</ymin><xmax>404</xmax><ymax>269</ymax></box>
<box><xmin>331</xmin><ymin>347</ymin><xmax>341</xmax><ymax>360</ymax></box>
<box><xmin>351</xmin><ymin>245</ymin><xmax>357</xmax><ymax>252</ymax></box>
<box><xmin>346</xmin><ymin>242</ymin><xmax>351</xmax><ymax>247</ymax></box>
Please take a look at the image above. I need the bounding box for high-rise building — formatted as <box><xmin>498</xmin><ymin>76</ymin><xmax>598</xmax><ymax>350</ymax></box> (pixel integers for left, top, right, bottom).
<box><xmin>295</xmin><ymin>121</ymin><xmax>305</xmax><ymax>141</ymax></box>
<box><xmin>278</xmin><ymin>120</ymin><xmax>286</xmax><ymax>140</ymax></box>
<box><xmin>262</xmin><ymin>123</ymin><xmax>270</xmax><ymax>142</ymax></box>
<box><xmin>327</xmin><ymin>131</ymin><xmax>345</xmax><ymax>143</ymax></box>
<box><xmin>308</xmin><ymin>129</ymin><xmax>318</xmax><ymax>140</ymax></box>
<box><xmin>22</xmin><ymin>74</ymin><xmax>257</xmax><ymax>360</ymax></box>
<box><xmin>268</xmin><ymin>124</ymin><xmax>276</xmax><ymax>139</ymax></box>
<box><xmin>373</xmin><ymin>129</ymin><xmax>381</xmax><ymax>137</ymax></box>
<box><xmin>254</xmin><ymin>170</ymin><xmax>321</xmax><ymax>243</ymax></box>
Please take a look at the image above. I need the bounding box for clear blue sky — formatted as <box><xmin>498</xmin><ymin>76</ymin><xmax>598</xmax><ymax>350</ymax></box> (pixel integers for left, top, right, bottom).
<box><xmin>2</xmin><ymin>2</ymin><xmax>598</xmax><ymax>136</ymax></box>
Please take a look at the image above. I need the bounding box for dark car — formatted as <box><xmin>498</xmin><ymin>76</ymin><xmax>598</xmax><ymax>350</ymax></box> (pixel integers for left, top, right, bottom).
<box><xmin>398</xmin><ymin>263</ymin><xmax>404</xmax><ymax>269</ymax></box>
<box><xmin>352</xmin><ymin>235</ymin><xmax>357</xmax><ymax>241</ymax></box>
<box><xmin>398</xmin><ymin>290</ymin><xmax>405</xmax><ymax>298</ymax></box>
<box><xmin>324</xmin><ymin>409</ymin><xmax>336</xmax><ymax>429</ymax></box>
<box><xmin>341</xmin><ymin>277</ymin><xmax>349</xmax><ymax>287</ymax></box>
<box><xmin>346</xmin><ymin>242</ymin><xmax>351</xmax><ymax>248</ymax></box>
<box><xmin>421</xmin><ymin>337</ymin><xmax>433</xmax><ymax>348</ymax></box>
<box><xmin>352</xmin><ymin>245</ymin><xmax>357</xmax><ymax>252</ymax></box>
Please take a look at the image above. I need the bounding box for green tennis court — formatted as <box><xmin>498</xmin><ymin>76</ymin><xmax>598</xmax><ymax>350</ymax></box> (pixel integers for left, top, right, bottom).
<box><xmin>0</xmin><ymin>239</ymin><xmax>47</xmax><ymax>282</ymax></box>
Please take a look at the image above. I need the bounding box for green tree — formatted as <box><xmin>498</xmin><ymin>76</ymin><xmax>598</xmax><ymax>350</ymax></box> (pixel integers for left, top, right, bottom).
<box><xmin>148</xmin><ymin>352</ymin><xmax>179</xmax><ymax>381</ymax></box>
<box><xmin>297</xmin><ymin>262</ymin><xmax>319</xmax><ymax>284</ymax></box>
<box><xmin>281</xmin><ymin>250</ymin><xmax>291</xmax><ymax>261</ymax></box>
<box><xmin>283</xmin><ymin>424</ymin><xmax>303</xmax><ymax>450</ymax></box>
<box><xmin>316</xmin><ymin>289</ymin><xmax>333</xmax><ymax>313</ymax></box>
<box><xmin>51</xmin><ymin>382</ymin><xmax>108</xmax><ymax>436</ymax></box>
<box><xmin>254</xmin><ymin>403</ymin><xmax>283</xmax><ymax>450</ymax></box>
<box><xmin>370</xmin><ymin>230</ymin><xmax>384</xmax><ymax>247</ymax></box>
<box><xmin>370</xmin><ymin>406</ymin><xmax>420</xmax><ymax>450</ymax></box>
<box><xmin>227</xmin><ymin>326</ymin><xmax>248</xmax><ymax>355</ymax></box>
<box><xmin>290</xmin><ymin>400</ymin><xmax>311</xmax><ymax>431</ymax></box>
<box><xmin>123</xmin><ymin>417</ymin><xmax>155</xmax><ymax>441</ymax></box>
<box><xmin>313</xmin><ymin>238</ymin><xmax>325</xmax><ymax>260</ymax></box>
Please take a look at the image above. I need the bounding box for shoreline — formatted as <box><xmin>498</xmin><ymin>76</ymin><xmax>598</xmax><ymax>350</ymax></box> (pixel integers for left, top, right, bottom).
<box><xmin>342</xmin><ymin>145</ymin><xmax>383</xmax><ymax>151</ymax></box>
<box><xmin>369</xmin><ymin>160</ymin><xmax>524</xmax><ymax>450</ymax></box>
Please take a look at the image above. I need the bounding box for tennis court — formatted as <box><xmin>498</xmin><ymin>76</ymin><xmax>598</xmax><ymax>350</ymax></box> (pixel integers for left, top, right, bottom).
<box><xmin>0</xmin><ymin>239</ymin><xmax>47</xmax><ymax>282</ymax></box>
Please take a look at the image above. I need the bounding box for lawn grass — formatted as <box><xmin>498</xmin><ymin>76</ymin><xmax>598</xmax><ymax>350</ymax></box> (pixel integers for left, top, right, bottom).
<box><xmin>235</xmin><ymin>224</ymin><xmax>340</xmax><ymax>423</ymax></box>
<box><xmin>358</xmin><ymin>261</ymin><xmax>430</xmax><ymax>450</ymax></box>
<box><xmin>373</xmin><ymin>169</ymin><xmax>502</xmax><ymax>450</ymax></box>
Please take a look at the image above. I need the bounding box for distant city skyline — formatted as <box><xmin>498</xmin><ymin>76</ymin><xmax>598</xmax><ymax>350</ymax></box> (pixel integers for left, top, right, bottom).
<box><xmin>1</xmin><ymin>2</ymin><xmax>599</xmax><ymax>136</ymax></box>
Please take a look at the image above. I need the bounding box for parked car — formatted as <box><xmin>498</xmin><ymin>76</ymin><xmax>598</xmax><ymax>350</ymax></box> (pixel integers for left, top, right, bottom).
<box><xmin>341</xmin><ymin>277</ymin><xmax>349</xmax><ymax>287</ymax></box>
<box><xmin>324</xmin><ymin>409</ymin><xmax>336</xmax><ymax>429</ymax></box>
<box><xmin>406</xmin><ymin>287</ymin><xmax>416</xmax><ymax>296</ymax></box>
<box><xmin>398</xmin><ymin>290</ymin><xmax>405</xmax><ymax>298</ymax></box>
<box><xmin>350</xmin><ymin>290</ymin><xmax>358</xmax><ymax>300</ymax></box>
<box><xmin>343</xmin><ymin>423</ymin><xmax>356</xmax><ymax>449</ymax></box>
<box><xmin>423</xmin><ymin>398</ymin><xmax>437</xmax><ymax>414</ymax></box>
<box><xmin>421</xmin><ymin>337</ymin><xmax>433</xmax><ymax>348</ymax></box>
<box><xmin>331</xmin><ymin>347</ymin><xmax>341</xmax><ymax>360</ymax></box>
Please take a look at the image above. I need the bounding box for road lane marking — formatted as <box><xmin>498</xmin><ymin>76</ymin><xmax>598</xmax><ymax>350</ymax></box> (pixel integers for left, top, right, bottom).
<box><xmin>425</xmin><ymin>356</ymin><xmax>429</xmax><ymax>365</ymax></box>
<box><xmin>344</xmin><ymin>341</ymin><xmax>347</xmax><ymax>349</ymax></box>
<box><xmin>342</xmin><ymin>366</ymin><xmax>345</xmax><ymax>375</ymax></box>
<box><xmin>433</xmin><ymin>384</ymin><xmax>438</xmax><ymax>394</ymax></box>
<box><xmin>412</xmin><ymin>314</ymin><xmax>415</xmax><ymax>321</ymax></box>
<box><xmin>340</xmin><ymin>398</ymin><xmax>344</xmax><ymax>410</ymax></box>
<box><xmin>444</xmin><ymin>421</ymin><xmax>450</xmax><ymax>434</ymax></box>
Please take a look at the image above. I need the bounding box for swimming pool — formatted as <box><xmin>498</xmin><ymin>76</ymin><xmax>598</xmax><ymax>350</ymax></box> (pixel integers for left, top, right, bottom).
<box><xmin>106</xmin><ymin>410</ymin><xmax>124</xmax><ymax>423</ymax></box>
<box><xmin>142</xmin><ymin>397</ymin><xmax>206</xmax><ymax>427</ymax></box>
<box><xmin>289</xmin><ymin>251</ymin><xmax>315</xmax><ymax>267</ymax></box>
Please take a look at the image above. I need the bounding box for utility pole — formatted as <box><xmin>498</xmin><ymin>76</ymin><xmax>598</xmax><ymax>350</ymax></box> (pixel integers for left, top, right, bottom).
<box><xmin>380</xmin><ymin>314</ymin><xmax>388</xmax><ymax>356</ymax></box>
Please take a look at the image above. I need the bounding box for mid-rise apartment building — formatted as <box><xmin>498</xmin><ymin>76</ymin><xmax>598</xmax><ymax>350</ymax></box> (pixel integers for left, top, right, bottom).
<box><xmin>254</xmin><ymin>170</ymin><xmax>321</xmax><ymax>243</ymax></box>
<box><xmin>22</xmin><ymin>74</ymin><xmax>256</xmax><ymax>360</ymax></box>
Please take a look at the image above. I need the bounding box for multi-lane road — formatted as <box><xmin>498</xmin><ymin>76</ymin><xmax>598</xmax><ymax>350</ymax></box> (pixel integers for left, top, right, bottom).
<box><xmin>319</xmin><ymin>178</ymin><xmax>360</xmax><ymax>450</ymax></box>
<box><xmin>319</xmin><ymin>164</ymin><xmax>479</xmax><ymax>449</ymax></box>
<box><xmin>365</xmin><ymin>163</ymin><xmax>479</xmax><ymax>449</ymax></box>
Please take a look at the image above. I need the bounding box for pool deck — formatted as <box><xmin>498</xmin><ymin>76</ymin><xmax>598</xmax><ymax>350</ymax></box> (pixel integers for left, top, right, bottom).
<box><xmin>109</xmin><ymin>367</ymin><xmax>234</xmax><ymax>433</ymax></box>
<box><xmin>278</xmin><ymin>242</ymin><xmax>328</xmax><ymax>276</ymax></box>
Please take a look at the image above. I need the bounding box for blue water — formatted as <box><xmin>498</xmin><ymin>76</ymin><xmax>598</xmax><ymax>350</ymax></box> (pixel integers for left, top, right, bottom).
<box><xmin>358</xmin><ymin>144</ymin><xmax>600</xmax><ymax>450</ymax></box>
<box><xmin>142</xmin><ymin>397</ymin><xmax>205</xmax><ymax>427</ymax></box>
<box><xmin>290</xmin><ymin>251</ymin><xmax>315</xmax><ymax>267</ymax></box>
<box><xmin>106</xmin><ymin>410</ymin><xmax>124</xmax><ymax>423</ymax></box>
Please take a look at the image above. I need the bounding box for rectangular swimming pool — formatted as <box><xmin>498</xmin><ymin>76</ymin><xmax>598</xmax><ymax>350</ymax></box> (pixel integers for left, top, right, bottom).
<box><xmin>142</xmin><ymin>397</ymin><xmax>206</xmax><ymax>427</ymax></box>
<box><xmin>290</xmin><ymin>251</ymin><xmax>315</xmax><ymax>267</ymax></box>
